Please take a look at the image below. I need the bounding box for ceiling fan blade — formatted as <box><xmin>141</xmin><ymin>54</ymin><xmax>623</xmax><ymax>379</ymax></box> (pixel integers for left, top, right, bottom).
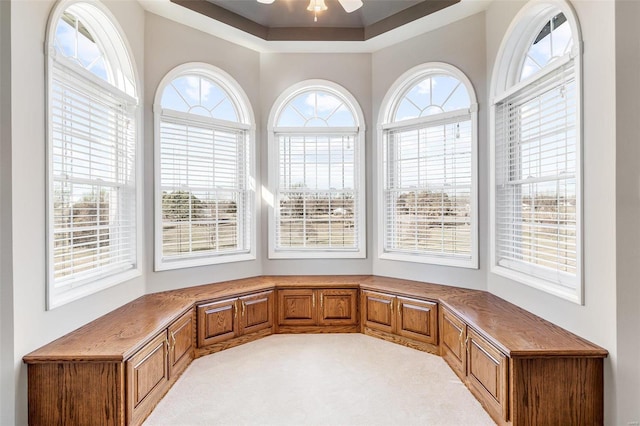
<box><xmin>338</xmin><ymin>0</ymin><xmax>363</xmax><ymax>13</ymax></box>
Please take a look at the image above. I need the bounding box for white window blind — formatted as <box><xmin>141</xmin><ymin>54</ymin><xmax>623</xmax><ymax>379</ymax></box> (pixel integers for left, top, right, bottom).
<box><xmin>50</xmin><ymin>60</ymin><xmax>137</xmax><ymax>288</ymax></box>
<box><xmin>159</xmin><ymin>116</ymin><xmax>250</xmax><ymax>260</ymax></box>
<box><xmin>383</xmin><ymin>118</ymin><xmax>472</xmax><ymax>259</ymax></box>
<box><xmin>494</xmin><ymin>59</ymin><xmax>577</xmax><ymax>287</ymax></box>
<box><xmin>276</xmin><ymin>134</ymin><xmax>359</xmax><ymax>251</ymax></box>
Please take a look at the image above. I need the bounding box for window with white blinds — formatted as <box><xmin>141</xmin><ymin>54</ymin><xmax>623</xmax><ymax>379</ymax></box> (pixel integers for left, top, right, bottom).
<box><xmin>268</xmin><ymin>82</ymin><xmax>366</xmax><ymax>258</ymax></box>
<box><xmin>47</xmin><ymin>2</ymin><xmax>140</xmax><ymax>309</ymax></box>
<box><xmin>379</xmin><ymin>65</ymin><xmax>478</xmax><ymax>267</ymax></box>
<box><xmin>155</xmin><ymin>67</ymin><xmax>255</xmax><ymax>270</ymax></box>
<box><xmin>491</xmin><ymin>8</ymin><xmax>582</xmax><ymax>302</ymax></box>
<box><xmin>277</xmin><ymin>134</ymin><xmax>358</xmax><ymax>251</ymax></box>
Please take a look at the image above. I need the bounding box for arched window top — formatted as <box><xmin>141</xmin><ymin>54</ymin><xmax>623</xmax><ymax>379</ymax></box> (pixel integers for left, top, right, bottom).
<box><xmin>391</xmin><ymin>73</ymin><xmax>471</xmax><ymax>122</ymax></box>
<box><xmin>54</xmin><ymin>9</ymin><xmax>108</xmax><ymax>81</ymax></box>
<box><xmin>519</xmin><ymin>11</ymin><xmax>574</xmax><ymax>81</ymax></box>
<box><xmin>156</xmin><ymin>63</ymin><xmax>253</xmax><ymax>126</ymax></box>
<box><xmin>48</xmin><ymin>1</ymin><xmax>137</xmax><ymax>97</ymax></box>
<box><xmin>491</xmin><ymin>0</ymin><xmax>581</xmax><ymax>95</ymax></box>
<box><xmin>274</xmin><ymin>82</ymin><xmax>360</xmax><ymax>128</ymax></box>
<box><xmin>380</xmin><ymin>62</ymin><xmax>476</xmax><ymax>126</ymax></box>
<box><xmin>161</xmin><ymin>73</ymin><xmax>239</xmax><ymax>122</ymax></box>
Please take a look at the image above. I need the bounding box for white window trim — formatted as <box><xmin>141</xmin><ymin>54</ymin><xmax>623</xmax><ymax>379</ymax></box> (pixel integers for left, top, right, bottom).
<box><xmin>489</xmin><ymin>0</ymin><xmax>583</xmax><ymax>305</ymax></box>
<box><xmin>267</xmin><ymin>79</ymin><xmax>366</xmax><ymax>259</ymax></box>
<box><xmin>376</xmin><ymin>62</ymin><xmax>479</xmax><ymax>269</ymax></box>
<box><xmin>45</xmin><ymin>0</ymin><xmax>143</xmax><ymax>310</ymax></box>
<box><xmin>153</xmin><ymin>62</ymin><xmax>257</xmax><ymax>271</ymax></box>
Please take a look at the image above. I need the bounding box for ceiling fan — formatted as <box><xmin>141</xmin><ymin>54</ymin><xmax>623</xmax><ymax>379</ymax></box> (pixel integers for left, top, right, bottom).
<box><xmin>257</xmin><ymin>0</ymin><xmax>364</xmax><ymax>22</ymax></box>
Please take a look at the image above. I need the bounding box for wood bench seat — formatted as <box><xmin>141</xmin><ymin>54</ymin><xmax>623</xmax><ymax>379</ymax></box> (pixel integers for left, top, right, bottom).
<box><xmin>23</xmin><ymin>275</ymin><xmax>608</xmax><ymax>425</ymax></box>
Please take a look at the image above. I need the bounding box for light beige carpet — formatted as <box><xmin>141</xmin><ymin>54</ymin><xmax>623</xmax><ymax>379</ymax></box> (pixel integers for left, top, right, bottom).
<box><xmin>144</xmin><ymin>334</ymin><xmax>496</xmax><ymax>426</ymax></box>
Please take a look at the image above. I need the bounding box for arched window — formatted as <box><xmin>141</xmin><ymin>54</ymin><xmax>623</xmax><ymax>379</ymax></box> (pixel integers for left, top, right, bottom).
<box><xmin>154</xmin><ymin>63</ymin><xmax>255</xmax><ymax>270</ymax></box>
<box><xmin>378</xmin><ymin>63</ymin><xmax>478</xmax><ymax>268</ymax></box>
<box><xmin>267</xmin><ymin>80</ymin><xmax>366</xmax><ymax>258</ymax></box>
<box><xmin>46</xmin><ymin>0</ymin><xmax>140</xmax><ymax>309</ymax></box>
<box><xmin>490</xmin><ymin>1</ymin><xmax>582</xmax><ymax>303</ymax></box>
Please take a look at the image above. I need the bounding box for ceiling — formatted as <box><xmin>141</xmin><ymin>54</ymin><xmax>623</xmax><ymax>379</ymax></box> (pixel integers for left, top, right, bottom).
<box><xmin>138</xmin><ymin>0</ymin><xmax>492</xmax><ymax>53</ymax></box>
<box><xmin>171</xmin><ymin>0</ymin><xmax>461</xmax><ymax>41</ymax></box>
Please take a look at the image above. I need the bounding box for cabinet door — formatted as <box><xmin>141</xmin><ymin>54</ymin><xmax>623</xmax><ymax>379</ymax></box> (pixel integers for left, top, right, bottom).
<box><xmin>197</xmin><ymin>298</ymin><xmax>238</xmax><ymax>347</ymax></box>
<box><xmin>440</xmin><ymin>307</ymin><xmax>466</xmax><ymax>379</ymax></box>
<box><xmin>168</xmin><ymin>309</ymin><xmax>194</xmax><ymax>379</ymax></box>
<box><xmin>239</xmin><ymin>290</ymin><xmax>274</xmax><ymax>334</ymax></box>
<box><xmin>278</xmin><ymin>289</ymin><xmax>317</xmax><ymax>326</ymax></box>
<box><xmin>126</xmin><ymin>331</ymin><xmax>169</xmax><ymax>425</ymax></box>
<box><xmin>466</xmin><ymin>328</ymin><xmax>509</xmax><ymax>422</ymax></box>
<box><xmin>318</xmin><ymin>289</ymin><xmax>358</xmax><ymax>326</ymax></box>
<box><xmin>362</xmin><ymin>291</ymin><xmax>395</xmax><ymax>333</ymax></box>
<box><xmin>396</xmin><ymin>296</ymin><xmax>438</xmax><ymax>345</ymax></box>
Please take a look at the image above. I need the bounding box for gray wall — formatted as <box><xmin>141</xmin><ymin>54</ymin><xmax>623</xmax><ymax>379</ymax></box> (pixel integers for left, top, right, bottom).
<box><xmin>371</xmin><ymin>12</ymin><xmax>487</xmax><ymax>290</ymax></box>
<box><xmin>0</xmin><ymin>1</ymin><xmax>12</xmax><ymax>423</ymax></box>
<box><xmin>144</xmin><ymin>13</ymin><xmax>263</xmax><ymax>293</ymax></box>
<box><xmin>615</xmin><ymin>0</ymin><xmax>640</xmax><ymax>423</ymax></box>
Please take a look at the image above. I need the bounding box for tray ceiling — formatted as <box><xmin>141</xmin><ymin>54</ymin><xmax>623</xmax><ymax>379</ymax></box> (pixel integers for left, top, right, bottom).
<box><xmin>171</xmin><ymin>0</ymin><xmax>461</xmax><ymax>41</ymax></box>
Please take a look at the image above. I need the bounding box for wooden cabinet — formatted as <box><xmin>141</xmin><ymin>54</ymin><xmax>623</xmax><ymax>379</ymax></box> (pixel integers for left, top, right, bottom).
<box><xmin>23</xmin><ymin>276</ymin><xmax>607</xmax><ymax>426</ymax></box>
<box><xmin>440</xmin><ymin>306</ymin><xmax>508</xmax><ymax>424</ymax></box>
<box><xmin>278</xmin><ymin>289</ymin><xmax>317</xmax><ymax>326</ymax></box>
<box><xmin>466</xmin><ymin>328</ymin><xmax>509</xmax><ymax>423</ymax></box>
<box><xmin>197</xmin><ymin>290</ymin><xmax>274</xmax><ymax>353</ymax></box>
<box><xmin>440</xmin><ymin>306</ymin><xmax>466</xmax><ymax>379</ymax></box>
<box><xmin>277</xmin><ymin>288</ymin><xmax>358</xmax><ymax>332</ymax></box>
<box><xmin>318</xmin><ymin>289</ymin><xmax>359</xmax><ymax>326</ymax></box>
<box><xmin>198</xmin><ymin>298</ymin><xmax>238</xmax><ymax>346</ymax></box>
<box><xmin>126</xmin><ymin>308</ymin><xmax>195</xmax><ymax>426</ymax></box>
<box><xmin>362</xmin><ymin>290</ymin><xmax>438</xmax><ymax>351</ymax></box>
<box><xmin>239</xmin><ymin>292</ymin><xmax>275</xmax><ymax>334</ymax></box>
<box><xmin>168</xmin><ymin>309</ymin><xmax>194</xmax><ymax>379</ymax></box>
<box><xmin>127</xmin><ymin>331</ymin><xmax>170</xmax><ymax>425</ymax></box>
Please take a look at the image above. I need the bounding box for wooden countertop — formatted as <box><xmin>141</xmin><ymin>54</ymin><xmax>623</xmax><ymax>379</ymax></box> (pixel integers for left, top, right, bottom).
<box><xmin>360</xmin><ymin>276</ymin><xmax>608</xmax><ymax>357</ymax></box>
<box><xmin>23</xmin><ymin>275</ymin><xmax>607</xmax><ymax>363</ymax></box>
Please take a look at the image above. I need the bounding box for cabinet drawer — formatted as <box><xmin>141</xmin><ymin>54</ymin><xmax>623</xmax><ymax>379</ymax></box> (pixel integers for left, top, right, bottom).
<box><xmin>126</xmin><ymin>332</ymin><xmax>169</xmax><ymax>425</ymax></box>
<box><xmin>397</xmin><ymin>296</ymin><xmax>438</xmax><ymax>345</ymax></box>
<box><xmin>466</xmin><ymin>328</ymin><xmax>509</xmax><ymax>422</ymax></box>
<box><xmin>440</xmin><ymin>307</ymin><xmax>466</xmax><ymax>379</ymax></box>
<box><xmin>197</xmin><ymin>298</ymin><xmax>238</xmax><ymax>347</ymax></box>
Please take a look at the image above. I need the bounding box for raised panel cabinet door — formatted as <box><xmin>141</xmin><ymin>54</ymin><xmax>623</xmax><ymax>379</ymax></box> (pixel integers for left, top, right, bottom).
<box><xmin>168</xmin><ymin>309</ymin><xmax>194</xmax><ymax>379</ymax></box>
<box><xmin>277</xmin><ymin>289</ymin><xmax>317</xmax><ymax>326</ymax></box>
<box><xmin>197</xmin><ymin>298</ymin><xmax>238</xmax><ymax>347</ymax></box>
<box><xmin>361</xmin><ymin>291</ymin><xmax>395</xmax><ymax>333</ymax></box>
<box><xmin>440</xmin><ymin>307</ymin><xmax>466</xmax><ymax>379</ymax></box>
<box><xmin>239</xmin><ymin>290</ymin><xmax>274</xmax><ymax>334</ymax></box>
<box><xmin>466</xmin><ymin>328</ymin><xmax>509</xmax><ymax>423</ymax></box>
<box><xmin>396</xmin><ymin>297</ymin><xmax>438</xmax><ymax>345</ymax></box>
<box><xmin>126</xmin><ymin>331</ymin><xmax>169</xmax><ymax>426</ymax></box>
<box><xmin>318</xmin><ymin>289</ymin><xmax>358</xmax><ymax>326</ymax></box>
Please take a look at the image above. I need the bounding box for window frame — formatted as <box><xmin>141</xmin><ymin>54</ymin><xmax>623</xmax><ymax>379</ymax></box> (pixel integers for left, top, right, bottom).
<box><xmin>489</xmin><ymin>0</ymin><xmax>583</xmax><ymax>304</ymax></box>
<box><xmin>377</xmin><ymin>62</ymin><xmax>479</xmax><ymax>268</ymax></box>
<box><xmin>267</xmin><ymin>79</ymin><xmax>366</xmax><ymax>259</ymax></box>
<box><xmin>153</xmin><ymin>63</ymin><xmax>257</xmax><ymax>271</ymax></box>
<box><xmin>45</xmin><ymin>0</ymin><xmax>142</xmax><ymax>310</ymax></box>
